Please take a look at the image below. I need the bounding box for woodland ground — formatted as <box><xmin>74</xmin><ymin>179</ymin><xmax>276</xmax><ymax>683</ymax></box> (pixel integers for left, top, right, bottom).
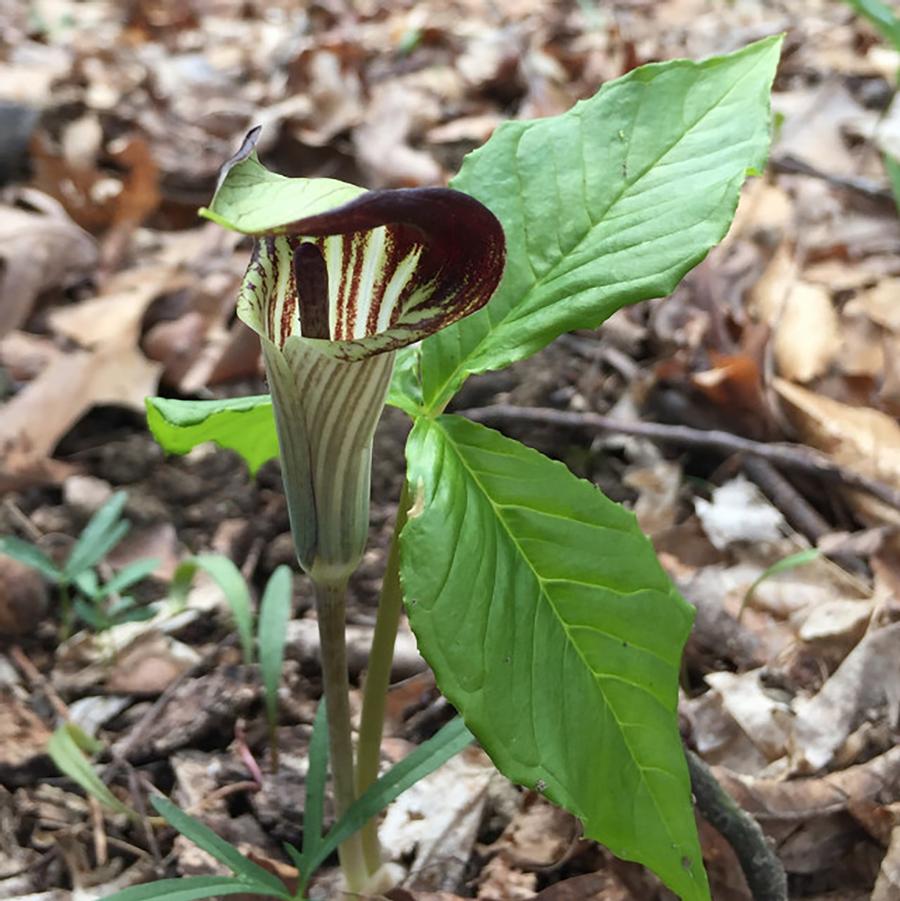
<box><xmin>1</xmin><ymin>1</ymin><xmax>900</xmax><ymax>899</ymax></box>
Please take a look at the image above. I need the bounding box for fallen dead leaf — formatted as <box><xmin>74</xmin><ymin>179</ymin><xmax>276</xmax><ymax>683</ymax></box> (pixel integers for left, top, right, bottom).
<box><xmin>0</xmin><ymin>193</ymin><xmax>97</xmax><ymax>337</ymax></box>
<box><xmin>793</xmin><ymin>622</ymin><xmax>900</xmax><ymax>771</ymax></box>
<box><xmin>705</xmin><ymin>669</ymin><xmax>792</xmax><ymax>763</ymax></box>
<box><xmin>0</xmin><ymin>691</ymin><xmax>52</xmax><ymax>785</ymax></box>
<box><xmin>872</xmin><ymin>818</ymin><xmax>900</xmax><ymax>901</ymax></box>
<box><xmin>694</xmin><ymin>477</ymin><xmax>786</xmax><ymax>550</ymax></box>
<box><xmin>751</xmin><ymin>245</ymin><xmax>840</xmax><ymax>382</ymax></box>
<box><xmin>532</xmin><ymin>871</ymin><xmax>635</xmax><ymax>900</ymax></box>
<box><xmin>379</xmin><ymin>745</ymin><xmax>495</xmax><ymax>891</ymax></box>
<box><xmin>0</xmin><ymin>342</ymin><xmax>161</xmax><ymax>492</ymax></box>
<box><xmin>774</xmin><ymin>377</ymin><xmax>900</xmax><ymax>524</ymax></box>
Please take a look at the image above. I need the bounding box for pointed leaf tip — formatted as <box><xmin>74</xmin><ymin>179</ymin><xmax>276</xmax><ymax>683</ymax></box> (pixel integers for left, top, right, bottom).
<box><xmin>208</xmin><ymin>135</ymin><xmax>506</xmax><ymax>360</ymax></box>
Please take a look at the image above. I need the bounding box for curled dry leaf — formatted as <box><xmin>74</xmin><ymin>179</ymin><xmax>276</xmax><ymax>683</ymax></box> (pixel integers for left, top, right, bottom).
<box><xmin>379</xmin><ymin>746</ymin><xmax>495</xmax><ymax>891</ymax></box>
<box><xmin>793</xmin><ymin>622</ymin><xmax>900</xmax><ymax>771</ymax></box>
<box><xmin>872</xmin><ymin>820</ymin><xmax>900</xmax><ymax>901</ymax></box>
<box><xmin>751</xmin><ymin>244</ymin><xmax>840</xmax><ymax>383</ymax></box>
<box><xmin>704</xmin><ymin>670</ymin><xmax>792</xmax><ymax>763</ymax></box>
<box><xmin>774</xmin><ymin>377</ymin><xmax>900</xmax><ymax>524</ymax></box>
<box><xmin>0</xmin><ymin>196</ymin><xmax>97</xmax><ymax>337</ymax></box>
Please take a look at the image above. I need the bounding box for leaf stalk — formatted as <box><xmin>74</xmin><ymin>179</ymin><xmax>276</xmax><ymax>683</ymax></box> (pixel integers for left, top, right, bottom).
<box><xmin>355</xmin><ymin>480</ymin><xmax>411</xmax><ymax>873</ymax></box>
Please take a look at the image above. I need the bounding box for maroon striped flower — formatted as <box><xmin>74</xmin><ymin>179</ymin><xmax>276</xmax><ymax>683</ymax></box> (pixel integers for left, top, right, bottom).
<box><xmin>203</xmin><ymin>129</ymin><xmax>505</xmax><ymax>580</ymax></box>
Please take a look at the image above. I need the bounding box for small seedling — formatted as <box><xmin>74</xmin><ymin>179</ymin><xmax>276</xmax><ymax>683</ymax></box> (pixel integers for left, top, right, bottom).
<box><xmin>0</xmin><ymin>491</ymin><xmax>158</xmax><ymax>636</ymax></box>
<box><xmin>170</xmin><ymin>555</ymin><xmax>294</xmax><ymax>764</ymax></box>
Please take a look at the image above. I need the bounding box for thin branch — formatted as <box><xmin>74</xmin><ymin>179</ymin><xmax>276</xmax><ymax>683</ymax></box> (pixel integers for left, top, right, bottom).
<box><xmin>687</xmin><ymin>750</ymin><xmax>788</xmax><ymax>901</ymax></box>
<box><xmin>770</xmin><ymin>154</ymin><xmax>895</xmax><ymax>205</ymax></box>
<box><xmin>459</xmin><ymin>404</ymin><xmax>900</xmax><ymax>511</ymax></box>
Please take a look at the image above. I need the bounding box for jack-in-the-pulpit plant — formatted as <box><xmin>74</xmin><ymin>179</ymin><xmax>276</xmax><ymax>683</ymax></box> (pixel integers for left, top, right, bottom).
<box><xmin>204</xmin><ymin>126</ymin><xmax>505</xmax><ymax>890</ymax></box>
<box><xmin>120</xmin><ymin>35</ymin><xmax>782</xmax><ymax>901</ymax></box>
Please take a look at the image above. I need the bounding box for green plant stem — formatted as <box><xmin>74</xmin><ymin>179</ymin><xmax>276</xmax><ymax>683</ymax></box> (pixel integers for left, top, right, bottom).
<box><xmin>313</xmin><ymin>578</ymin><xmax>368</xmax><ymax>892</ymax></box>
<box><xmin>355</xmin><ymin>481</ymin><xmax>411</xmax><ymax>874</ymax></box>
<box><xmin>59</xmin><ymin>583</ymin><xmax>73</xmax><ymax>640</ymax></box>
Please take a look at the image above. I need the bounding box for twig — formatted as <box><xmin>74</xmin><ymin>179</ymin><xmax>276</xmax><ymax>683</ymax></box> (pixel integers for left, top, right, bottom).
<box><xmin>9</xmin><ymin>646</ymin><xmax>70</xmax><ymax>721</ymax></box>
<box><xmin>459</xmin><ymin>405</ymin><xmax>900</xmax><ymax>511</ymax></box>
<box><xmin>687</xmin><ymin>750</ymin><xmax>787</xmax><ymax>901</ymax></box>
<box><xmin>770</xmin><ymin>154</ymin><xmax>895</xmax><ymax>205</ymax></box>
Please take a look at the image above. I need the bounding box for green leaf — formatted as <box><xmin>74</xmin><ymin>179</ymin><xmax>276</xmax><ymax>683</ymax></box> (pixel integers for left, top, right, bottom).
<box><xmin>101</xmin><ymin>875</ymin><xmax>277</xmax><ymax>901</ymax></box>
<box><xmin>64</xmin><ymin>491</ymin><xmax>130</xmax><ymax>579</ymax></box>
<box><xmin>97</xmin><ymin>558</ymin><xmax>160</xmax><ymax>598</ymax></box>
<box><xmin>301</xmin><ymin>716</ymin><xmax>473</xmax><ymax>885</ymax></box>
<box><xmin>151</xmin><ymin>796</ymin><xmax>291</xmax><ymax>897</ymax></box>
<box><xmin>740</xmin><ymin>548</ymin><xmax>820</xmax><ymax>618</ymax></box>
<box><xmin>0</xmin><ymin>535</ymin><xmax>62</xmax><ymax>583</ymax></box>
<box><xmin>47</xmin><ymin>724</ymin><xmax>137</xmax><ymax>818</ymax></box>
<box><xmin>842</xmin><ymin>0</ymin><xmax>900</xmax><ymax>49</ymax></box>
<box><xmin>386</xmin><ymin>345</ymin><xmax>425</xmax><ymax>417</ymax></box>
<box><xmin>73</xmin><ymin>598</ymin><xmax>109</xmax><ymax>631</ymax></box>
<box><xmin>171</xmin><ymin>555</ymin><xmax>255</xmax><ymax>664</ymax></box>
<box><xmin>401</xmin><ymin>416</ymin><xmax>707</xmax><ymax>901</ymax></box>
<box><xmin>200</xmin><ymin>133</ymin><xmax>365</xmax><ymax>235</ymax></box>
<box><xmin>418</xmin><ymin>36</ymin><xmax>782</xmax><ymax>413</ymax></box>
<box><xmin>146</xmin><ymin>395</ymin><xmax>279</xmax><ymax>476</ymax></box>
<box><xmin>258</xmin><ymin>566</ymin><xmax>292</xmax><ymax>732</ymax></box>
<box><xmin>885</xmin><ymin>152</ymin><xmax>900</xmax><ymax>216</ymax></box>
<box><xmin>295</xmin><ymin>699</ymin><xmax>329</xmax><ymax>879</ymax></box>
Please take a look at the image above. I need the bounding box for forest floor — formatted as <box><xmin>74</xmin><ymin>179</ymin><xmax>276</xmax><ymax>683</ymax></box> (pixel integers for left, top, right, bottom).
<box><xmin>1</xmin><ymin>0</ymin><xmax>900</xmax><ymax>898</ymax></box>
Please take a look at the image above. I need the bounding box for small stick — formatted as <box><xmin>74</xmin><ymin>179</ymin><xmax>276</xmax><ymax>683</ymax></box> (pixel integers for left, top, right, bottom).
<box><xmin>89</xmin><ymin>796</ymin><xmax>108</xmax><ymax>866</ymax></box>
<box><xmin>687</xmin><ymin>750</ymin><xmax>787</xmax><ymax>901</ymax></box>
<box><xmin>9</xmin><ymin>646</ymin><xmax>70</xmax><ymax>721</ymax></box>
<box><xmin>460</xmin><ymin>405</ymin><xmax>900</xmax><ymax>511</ymax></box>
<box><xmin>770</xmin><ymin>154</ymin><xmax>895</xmax><ymax>205</ymax></box>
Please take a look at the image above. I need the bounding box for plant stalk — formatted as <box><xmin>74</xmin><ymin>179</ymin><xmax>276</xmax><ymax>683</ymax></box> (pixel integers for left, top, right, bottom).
<box><xmin>355</xmin><ymin>481</ymin><xmax>411</xmax><ymax>874</ymax></box>
<box><xmin>313</xmin><ymin>578</ymin><xmax>368</xmax><ymax>892</ymax></box>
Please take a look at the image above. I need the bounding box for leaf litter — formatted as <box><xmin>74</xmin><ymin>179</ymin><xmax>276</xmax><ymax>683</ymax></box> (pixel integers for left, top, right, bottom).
<box><xmin>0</xmin><ymin>0</ymin><xmax>900</xmax><ymax>898</ymax></box>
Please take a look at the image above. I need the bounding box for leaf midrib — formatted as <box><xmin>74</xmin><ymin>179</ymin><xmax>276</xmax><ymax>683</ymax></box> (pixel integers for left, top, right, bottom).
<box><xmin>436</xmin><ymin>417</ymin><xmax>687</xmax><ymax>866</ymax></box>
<box><xmin>428</xmin><ymin>48</ymin><xmax>770</xmax><ymax>413</ymax></box>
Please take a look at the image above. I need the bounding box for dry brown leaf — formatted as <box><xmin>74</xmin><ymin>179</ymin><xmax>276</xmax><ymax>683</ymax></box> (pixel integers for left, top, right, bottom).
<box><xmin>354</xmin><ymin>82</ymin><xmax>445</xmax><ymax>187</ymax></box>
<box><xmin>774</xmin><ymin>81</ymin><xmax>875</xmax><ymax>176</ymax></box>
<box><xmin>851</xmin><ymin>278</ymin><xmax>900</xmax><ymax>334</ymax></box>
<box><xmin>873</xmin><ymin>821</ymin><xmax>900</xmax><ymax>901</ymax></box>
<box><xmin>715</xmin><ymin>745</ymin><xmax>900</xmax><ymax>823</ymax></box>
<box><xmin>793</xmin><ymin>623</ymin><xmax>900</xmax><ymax>771</ymax></box>
<box><xmin>704</xmin><ymin>670</ymin><xmax>792</xmax><ymax>763</ymax></box>
<box><xmin>379</xmin><ymin>746</ymin><xmax>494</xmax><ymax>891</ymax></box>
<box><xmin>774</xmin><ymin>377</ymin><xmax>900</xmax><ymax>520</ymax></box>
<box><xmin>751</xmin><ymin>246</ymin><xmax>840</xmax><ymax>382</ymax></box>
<box><xmin>0</xmin><ymin>343</ymin><xmax>161</xmax><ymax>492</ymax></box>
<box><xmin>476</xmin><ymin>856</ymin><xmax>537</xmax><ymax>901</ymax></box>
<box><xmin>48</xmin><ymin>266</ymin><xmax>180</xmax><ymax>348</ymax></box>
<box><xmin>532</xmin><ymin>872</ymin><xmax>635</xmax><ymax>901</ymax></box>
<box><xmin>0</xmin><ymin>195</ymin><xmax>97</xmax><ymax>337</ymax></box>
<box><xmin>0</xmin><ymin>691</ymin><xmax>52</xmax><ymax>781</ymax></box>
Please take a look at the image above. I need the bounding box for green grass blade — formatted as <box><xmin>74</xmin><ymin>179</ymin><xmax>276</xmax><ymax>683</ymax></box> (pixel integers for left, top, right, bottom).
<box><xmin>885</xmin><ymin>152</ymin><xmax>900</xmax><ymax>216</ymax></box>
<box><xmin>100</xmin><ymin>876</ymin><xmax>278</xmax><ymax>901</ymax></box>
<box><xmin>740</xmin><ymin>548</ymin><xmax>821</xmax><ymax>618</ymax></box>
<box><xmin>172</xmin><ymin>555</ymin><xmax>255</xmax><ymax>664</ymax></box>
<box><xmin>298</xmin><ymin>699</ymin><xmax>329</xmax><ymax>873</ymax></box>
<box><xmin>842</xmin><ymin>0</ymin><xmax>900</xmax><ymax>49</ymax></box>
<box><xmin>97</xmin><ymin>558</ymin><xmax>160</xmax><ymax>598</ymax></box>
<box><xmin>151</xmin><ymin>796</ymin><xmax>290</xmax><ymax>896</ymax></box>
<box><xmin>304</xmin><ymin>716</ymin><xmax>473</xmax><ymax>878</ymax></box>
<box><xmin>48</xmin><ymin>724</ymin><xmax>137</xmax><ymax>818</ymax></box>
<box><xmin>0</xmin><ymin>535</ymin><xmax>62</xmax><ymax>583</ymax></box>
<box><xmin>258</xmin><ymin>565</ymin><xmax>293</xmax><ymax>734</ymax></box>
<box><xmin>65</xmin><ymin>491</ymin><xmax>130</xmax><ymax>578</ymax></box>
